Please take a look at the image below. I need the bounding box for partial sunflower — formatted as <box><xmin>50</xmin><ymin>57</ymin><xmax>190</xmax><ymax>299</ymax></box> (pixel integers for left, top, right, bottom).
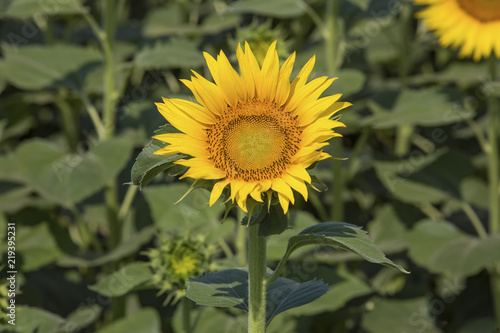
<box><xmin>154</xmin><ymin>41</ymin><xmax>350</xmax><ymax>213</ymax></box>
<box><xmin>415</xmin><ymin>0</ymin><xmax>500</xmax><ymax>61</ymax></box>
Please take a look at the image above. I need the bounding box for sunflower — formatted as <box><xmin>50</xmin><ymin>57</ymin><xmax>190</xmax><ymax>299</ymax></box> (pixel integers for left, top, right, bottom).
<box><xmin>154</xmin><ymin>41</ymin><xmax>350</xmax><ymax>213</ymax></box>
<box><xmin>415</xmin><ymin>0</ymin><xmax>500</xmax><ymax>61</ymax></box>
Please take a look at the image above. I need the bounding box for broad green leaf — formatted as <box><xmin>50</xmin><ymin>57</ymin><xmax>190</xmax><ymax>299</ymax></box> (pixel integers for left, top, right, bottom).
<box><xmin>0</xmin><ymin>185</ymin><xmax>37</xmax><ymax>213</ymax></box>
<box><xmin>362</xmin><ymin>88</ymin><xmax>469</xmax><ymax>128</ymax></box>
<box><xmin>95</xmin><ymin>308</ymin><xmax>160</xmax><ymax>333</ymax></box>
<box><xmin>131</xmin><ymin>125</ymin><xmax>186</xmax><ymax>188</ymax></box>
<box><xmin>89</xmin><ymin>262</ymin><xmax>153</xmax><ymax>297</ymax></box>
<box><xmin>268</xmin><ymin>270</ymin><xmax>371</xmax><ymax>321</ymax></box>
<box><xmin>172</xmin><ymin>306</ymin><xmax>247</xmax><ymax>333</ymax></box>
<box><xmin>367</xmin><ymin>204</ymin><xmax>413</xmax><ymax>253</ymax></box>
<box><xmin>265</xmin><ymin>278</ymin><xmax>328</xmax><ymax>325</ymax></box>
<box><xmin>374</xmin><ymin>149</ymin><xmax>474</xmax><ymax>204</ymax></box>
<box><xmin>16</xmin><ymin>306</ymin><xmax>64</xmax><ymax>333</ymax></box>
<box><xmin>186</xmin><ymin>268</ymin><xmax>249</xmax><ymax>309</ymax></box>
<box><xmin>2</xmin><ymin>45</ymin><xmax>103</xmax><ymax>91</ymax></box>
<box><xmin>134</xmin><ymin>38</ymin><xmax>204</xmax><ymax>69</ymax></box>
<box><xmin>14</xmin><ymin>138</ymin><xmax>132</xmax><ymax>207</ymax></box>
<box><xmin>328</xmin><ymin>68</ymin><xmax>366</xmax><ymax>96</ymax></box>
<box><xmin>186</xmin><ymin>268</ymin><xmax>329</xmax><ymax>325</ymax></box>
<box><xmin>17</xmin><ymin>222</ymin><xmax>62</xmax><ymax>272</ymax></box>
<box><xmin>3</xmin><ymin>0</ymin><xmax>83</xmax><ymax>18</ymax></box>
<box><xmin>57</xmin><ymin>225</ymin><xmax>156</xmax><ymax>267</ymax></box>
<box><xmin>460</xmin><ymin>177</ymin><xmax>489</xmax><ymax>209</ymax></box>
<box><xmin>266</xmin><ymin>211</ymin><xmax>318</xmax><ymax>261</ymax></box>
<box><xmin>141</xmin><ymin>184</ymin><xmax>231</xmax><ymax>241</ymax></box>
<box><xmin>408</xmin><ymin>220</ymin><xmax>500</xmax><ymax>276</ymax></box>
<box><xmin>361</xmin><ymin>297</ymin><xmax>441</xmax><ymax>333</ymax></box>
<box><xmin>458</xmin><ymin>318</ymin><xmax>497</xmax><ymax>333</ymax></box>
<box><xmin>270</xmin><ymin>222</ymin><xmax>408</xmax><ymax>282</ymax></box>
<box><xmin>229</xmin><ymin>0</ymin><xmax>305</xmax><ymax>18</ymax></box>
<box><xmin>64</xmin><ymin>305</ymin><xmax>101</xmax><ymax>332</ymax></box>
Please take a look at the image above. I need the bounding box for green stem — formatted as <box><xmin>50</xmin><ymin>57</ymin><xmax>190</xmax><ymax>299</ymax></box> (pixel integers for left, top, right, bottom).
<box><xmin>461</xmin><ymin>201</ymin><xmax>487</xmax><ymax>239</ymax></box>
<box><xmin>394</xmin><ymin>124</ymin><xmax>414</xmax><ymax>156</ymax></box>
<box><xmin>182</xmin><ymin>297</ymin><xmax>191</xmax><ymax>333</ymax></box>
<box><xmin>80</xmin><ymin>93</ymin><xmax>105</xmax><ymax>139</ymax></box>
<box><xmin>487</xmin><ymin>56</ymin><xmax>499</xmax><ymax>235</ymax></box>
<box><xmin>237</xmin><ymin>209</ymin><xmax>248</xmax><ymax>266</ymax></box>
<box><xmin>103</xmin><ymin>0</ymin><xmax>117</xmax><ymax>140</ymax></box>
<box><xmin>487</xmin><ymin>56</ymin><xmax>500</xmax><ymax>329</ymax></box>
<box><xmin>323</xmin><ymin>0</ymin><xmax>344</xmax><ymax>222</ymax></box>
<box><xmin>331</xmin><ymin>139</ymin><xmax>344</xmax><ymax>221</ymax></box>
<box><xmin>117</xmin><ymin>185</ymin><xmax>138</xmax><ymax>222</ymax></box>
<box><xmin>56</xmin><ymin>89</ymin><xmax>79</xmax><ymax>152</ymax></box>
<box><xmin>394</xmin><ymin>2</ymin><xmax>414</xmax><ymax>156</ymax></box>
<box><xmin>248</xmin><ymin>224</ymin><xmax>267</xmax><ymax>333</ymax></box>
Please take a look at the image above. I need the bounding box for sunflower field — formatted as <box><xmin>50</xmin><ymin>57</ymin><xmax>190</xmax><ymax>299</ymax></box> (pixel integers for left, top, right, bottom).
<box><xmin>1</xmin><ymin>0</ymin><xmax>500</xmax><ymax>332</ymax></box>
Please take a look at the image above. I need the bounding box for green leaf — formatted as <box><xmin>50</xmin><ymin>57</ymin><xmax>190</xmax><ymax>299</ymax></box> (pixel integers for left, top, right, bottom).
<box><xmin>89</xmin><ymin>262</ymin><xmax>153</xmax><ymax>297</ymax></box>
<box><xmin>131</xmin><ymin>125</ymin><xmax>186</xmax><ymax>188</ymax></box>
<box><xmin>265</xmin><ymin>278</ymin><xmax>328</xmax><ymax>325</ymax></box>
<box><xmin>17</xmin><ymin>223</ymin><xmax>62</xmax><ymax>272</ymax></box>
<box><xmin>3</xmin><ymin>0</ymin><xmax>83</xmax><ymax>18</ymax></box>
<box><xmin>172</xmin><ymin>306</ymin><xmax>247</xmax><ymax>333</ymax></box>
<box><xmin>57</xmin><ymin>225</ymin><xmax>156</xmax><ymax>267</ymax></box>
<box><xmin>2</xmin><ymin>45</ymin><xmax>102</xmax><ymax>92</ymax></box>
<box><xmin>134</xmin><ymin>38</ymin><xmax>204</xmax><ymax>69</ymax></box>
<box><xmin>14</xmin><ymin>138</ymin><xmax>132</xmax><ymax>207</ymax></box>
<box><xmin>186</xmin><ymin>268</ymin><xmax>249</xmax><ymax>309</ymax></box>
<box><xmin>361</xmin><ymin>297</ymin><xmax>442</xmax><ymax>333</ymax></box>
<box><xmin>460</xmin><ymin>177</ymin><xmax>489</xmax><ymax>209</ymax></box>
<box><xmin>266</xmin><ymin>211</ymin><xmax>318</xmax><ymax>261</ymax></box>
<box><xmin>374</xmin><ymin>149</ymin><xmax>474</xmax><ymax>204</ymax></box>
<box><xmin>64</xmin><ymin>305</ymin><xmax>102</xmax><ymax>332</ymax></box>
<box><xmin>94</xmin><ymin>308</ymin><xmax>160</xmax><ymax>333</ymax></box>
<box><xmin>16</xmin><ymin>306</ymin><xmax>64</xmax><ymax>333</ymax></box>
<box><xmin>408</xmin><ymin>219</ymin><xmax>500</xmax><ymax>276</ymax></box>
<box><xmin>270</xmin><ymin>222</ymin><xmax>408</xmax><ymax>282</ymax></box>
<box><xmin>141</xmin><ymin>184</ymin><xmax>231</xmax><ymax>241</ymax></box>
<box><xmin>186</xmin><ymin>268</ymin><xmax>329</xmax><ymax>325</ymax></box>
<box><xmin>229</xmin><ymin>0</ymin><xmax>305</xmax><ymax>18</ymax></box>
<box><xmin>267</xmin><ymin>270</ymin><xmax>371</xmax><ymax>324</ymax></box>
<box><xmin>362</xmin><ymin>88</ymin><xmax>470</xmax><ymax>128</ymax></box>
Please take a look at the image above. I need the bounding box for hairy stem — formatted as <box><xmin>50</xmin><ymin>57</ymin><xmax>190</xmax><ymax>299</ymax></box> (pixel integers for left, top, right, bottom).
<box><xmin>248</xmin><ymin>224</ymin><xmax>267</xmax><ymax>333</ymax></box>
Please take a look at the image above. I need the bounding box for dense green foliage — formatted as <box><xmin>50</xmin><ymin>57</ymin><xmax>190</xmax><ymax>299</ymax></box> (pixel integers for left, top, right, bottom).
<box><xmin>0</xmin><ymin>0</ymin><xmax>499</xmax><ymax>332</ymax></box>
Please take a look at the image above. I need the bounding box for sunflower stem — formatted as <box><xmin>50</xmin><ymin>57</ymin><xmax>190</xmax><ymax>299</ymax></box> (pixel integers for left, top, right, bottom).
<box><xmin>182</xmin><ymin>297</ymin><xmax>191</xmax><ymax>333</ymax></box>
<box><xmin>237</xmin><ymin>209</ymin><xmax>248</xmax><ymax>266</ymax></box>
<box><xmin>324</xmin><ymin>0</ymin><xmax>345</xmax><ymax>222</ymax></box>
<box><xmin>487</xmin><ymin>55</ymin><xmax>500</xmax><ymax>328</ymax></box>
<box><xmin>394</xmin><ymin>1</ymin><xmax>414</xmax><ymax>157</ymax></box>
<box><xmin>248</xmin><ymin>224</ymin><xmax>267</xmax><ymax>333</ymax></box>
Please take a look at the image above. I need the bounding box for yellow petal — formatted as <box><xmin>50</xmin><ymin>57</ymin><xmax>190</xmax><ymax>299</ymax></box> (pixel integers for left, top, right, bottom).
<box><xmin>210</xmin><ymin>179</ymin><xmax>230</xmax><ymax>206</ymax></box>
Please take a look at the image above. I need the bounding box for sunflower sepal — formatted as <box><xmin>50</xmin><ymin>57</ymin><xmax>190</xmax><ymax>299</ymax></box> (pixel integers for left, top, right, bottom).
<box><xmin>310</xmin><ymin>175</ymin><xmax>328</xmax><ymax>192</ymax></box>
<box><xmin>241</xmin><ymin>202</ymin><xmax>289</xmax><ymax>237</ymax></box>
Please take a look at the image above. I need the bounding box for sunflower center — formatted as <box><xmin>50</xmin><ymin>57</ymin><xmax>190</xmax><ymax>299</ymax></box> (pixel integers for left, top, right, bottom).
<box><xmin>206</xmin><ymin>100</ymin><xmax>301</xmax><ymax>182</ymax></box>
<box><xmin>457</xmin><ymin>0</ymin><xmax>500</xmax><ymax>22</ymax></box>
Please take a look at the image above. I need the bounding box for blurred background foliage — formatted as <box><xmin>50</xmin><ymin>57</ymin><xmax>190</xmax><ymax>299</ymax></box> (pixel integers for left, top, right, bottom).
<box><xmin>0</xmin><ymin>0</ymin><xmax>499</xmax><ymax>332</ymax></box>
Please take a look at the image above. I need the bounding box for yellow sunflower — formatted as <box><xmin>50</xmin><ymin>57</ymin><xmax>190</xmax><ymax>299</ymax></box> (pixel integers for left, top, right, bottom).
<box><xmin>153</xmin><ymin>41</ymin><xmax>350</xmax><ymax>213</ymax></box>
<box><xmin>415</xmin><ymin>0</ymin><xmax>500</xmax><ymax>61</ymax></box>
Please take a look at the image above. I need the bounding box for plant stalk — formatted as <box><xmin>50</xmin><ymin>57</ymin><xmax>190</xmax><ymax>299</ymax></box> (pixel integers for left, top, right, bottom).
<box><xmin>394</xmin><ymin>1</ymin><xmax>414</xmax><ymax>157</ymax></box>
<box><xmin>182</xmin><ymin>297</ymin><xmax>191</xmax><ymax>333</ymax></box>
<box><xmin>248</xmin><ymin>224</ymin><xmax>267</xmax><ymax>333</ymax></box>
<box><xmin>487</xmin><ymin>56</ymin><xmax>500</xmax><ymax>329</ymax></box>
<box><xmin>324</xmin><ymin>0</ymin><xmax>345</xmax><ymax>222</ymax></box>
